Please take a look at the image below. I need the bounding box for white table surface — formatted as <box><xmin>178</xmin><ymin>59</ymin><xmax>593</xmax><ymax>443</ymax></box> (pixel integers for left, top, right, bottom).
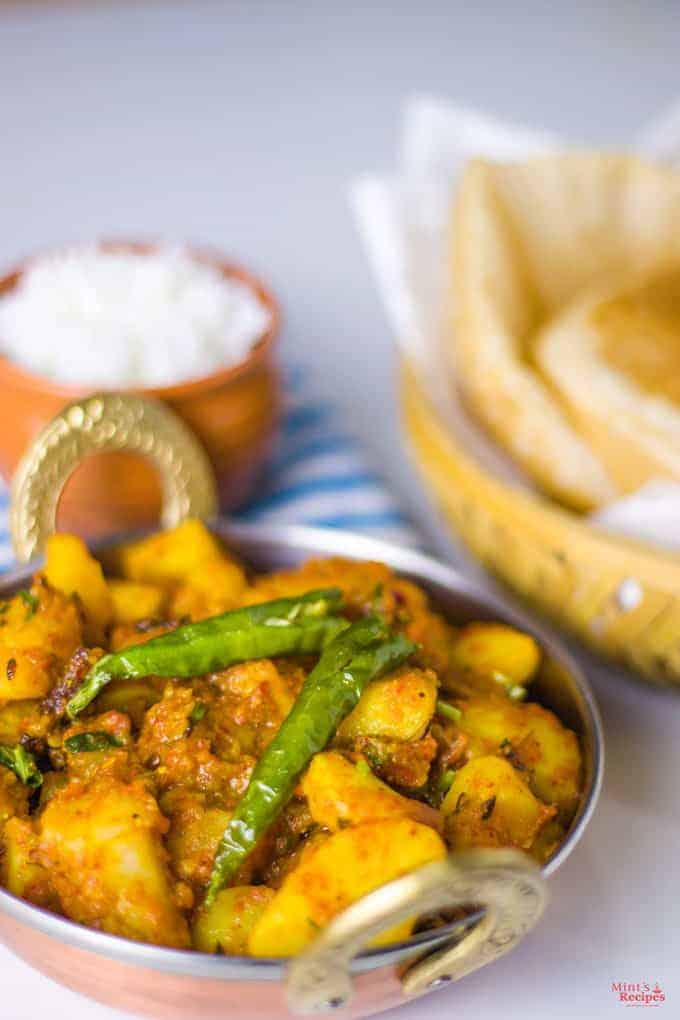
<box><xmin>1</xmin><ymin>2</ymin><xmax>679</xmax><ymax>1017</ymax></box>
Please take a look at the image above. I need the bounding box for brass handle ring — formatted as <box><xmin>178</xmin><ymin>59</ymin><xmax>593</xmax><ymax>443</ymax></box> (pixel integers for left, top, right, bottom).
<box><xmin>286</xmin><ymin>848</ymin><xmax>547</xmax><ymax>1014</ymax></box>
<box><xmin>10</xmin><ymin>392</ymin><xmax>219</xmax><ymax>562</ymax></box>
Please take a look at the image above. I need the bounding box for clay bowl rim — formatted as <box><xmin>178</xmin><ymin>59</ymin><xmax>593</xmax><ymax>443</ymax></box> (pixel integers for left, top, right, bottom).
<box><xmin>0</xmin><ymin>239</ymin><xmax>281</xmax><ymax>400</ymax></box>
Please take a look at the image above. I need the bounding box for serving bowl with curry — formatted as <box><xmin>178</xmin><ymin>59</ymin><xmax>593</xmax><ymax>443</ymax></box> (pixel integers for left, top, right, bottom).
<box><xmin>0</xmin><ymin>517</ymin><xmax>602</xmax><ymax>1018</ymax></box>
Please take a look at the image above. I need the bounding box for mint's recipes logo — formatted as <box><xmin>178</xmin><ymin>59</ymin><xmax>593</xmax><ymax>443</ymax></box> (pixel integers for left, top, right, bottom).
<box><xmin>611</xmin><ymin>983</ymin><xmax>666</xmax><ymax>1007</ymax></box>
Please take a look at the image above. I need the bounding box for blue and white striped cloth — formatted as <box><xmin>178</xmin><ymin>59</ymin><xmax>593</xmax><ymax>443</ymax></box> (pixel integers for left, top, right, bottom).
<box><xmin>0</xmin><ymin>366</ymin><xmax>416</xmax><ymax>571</ymax></box>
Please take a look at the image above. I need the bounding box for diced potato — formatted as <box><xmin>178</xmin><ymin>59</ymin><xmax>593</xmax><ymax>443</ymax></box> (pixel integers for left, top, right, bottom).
<box><xmin>116</xmin><ymin>519</ymin><xmax>225</xmax><ymax>584</ymax></box>
<box><xmin>301</xmin><ymin>751</ymin><xmax>441</xmax><ymax>832</ymax></box>
<box><xmin>37</xmin><ymin>776</ymin><xmax>190</xmax><ymax>947</ymax></box>
<box><xmin>192</xmin><ymin>886</ymin><xmax>275</xmax><ymax>954</ymax></box>
<box><xmin>0</xmin><ymin>700</ymin><xmax>47</xmax><ymax>745</ymax></box>
<box><xmin>0</xmin><ymin>579</ymin><xmax>82</xmax><ymax>703</ymax></box>
<box><xmin>456</xmin><ymin>695</ymin><xmax>524</xmax><ymax>758</ymax></box>
<box><xmin>248</xmin><ymin>819</ymin><xmax>446</xmax><ymax>957</ymax></box>
<box><xmin>0</xmin><ymin>769</ymin><xmax>28</xmax><ymax>831</ymax></box>
<box><xmin>1</xmin><ymin>816</ymin><xmax>55</xmax><ymax>908</ymax></box>
<box><xmin>530</xmin><ymin>819</ymin><xmax>567</xmax><ymax>865</ymax></box>
<box><xmin>170</xmin><ymin>556</ymin><xmax>247</xmax><ymax>620</ymax></box>
<box><xmin>505</xmin><ymin>703</ymin><xmax>582</xmax><ymax>821</ymax></box>
<box><xmin>457</xmin><ymin>696</ymin><xmax>582</xmax><ymax>820</ymax></box>
<box><xmin>404</xmin><ymin>609</ymin><xmax>460</xmax><ymax>681</ymax></box>
<box><xmin>108</xmin><ymin>579</ymin><xmax>167</xmax><ymax>624</ymax></box>
<box><xmin>167</xmin><ymin>803</ymin><xmax>232</xmax><ymax>887</ymax></box>
<box><xmin>44</xmin><ymin>533</ymin><xmax>112</xmax><ymax>642</ymax></box>
<box><xmin>442</xmin><ymin>756</ymin><xmax>555</xmax><ymax>850</ymax></box>
<box><xmin>451</xmin><ymin>623</ymin><xmax>541</xmax><ymax>687</ymax></box>
<box><xmin>336</xmin><ymin>667</ymin><xmax>438</xmax><ymax>743</ymax></box>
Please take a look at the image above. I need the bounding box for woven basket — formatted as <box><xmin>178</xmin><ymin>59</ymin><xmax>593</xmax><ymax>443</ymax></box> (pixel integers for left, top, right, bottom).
<box><xmin>401</xmin><ymin>363</ymin><xmax>680</xmax><ymax>688</ymax></box>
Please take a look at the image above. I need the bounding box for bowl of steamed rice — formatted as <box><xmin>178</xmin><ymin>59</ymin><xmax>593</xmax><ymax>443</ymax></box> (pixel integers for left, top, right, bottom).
<box><xmin>0</xmin><ymin>241</ymin><xmax>281</xmax><ymax>536</ymax></box>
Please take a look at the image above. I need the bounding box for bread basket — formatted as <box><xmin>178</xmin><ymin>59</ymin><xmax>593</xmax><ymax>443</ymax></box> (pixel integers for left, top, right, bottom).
<box><xmin>352</xmin><ymin>106</ymin><xmax>680</xmax><ymax>689</ymax></box>
<box><xmin>401</xmin><ymin>362</ymin><xmax>680</xmax><ymax>687</ymax></box>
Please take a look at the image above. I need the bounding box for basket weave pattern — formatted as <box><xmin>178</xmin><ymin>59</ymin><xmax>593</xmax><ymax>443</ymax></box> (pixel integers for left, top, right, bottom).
<box><xmin>402</xmin><ymin>364</ymin><xmax>680</xmax><ymax>687</ymax></box>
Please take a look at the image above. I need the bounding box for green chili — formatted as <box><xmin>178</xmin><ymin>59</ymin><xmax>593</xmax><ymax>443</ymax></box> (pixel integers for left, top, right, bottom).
<box><xmin>205</xmin><ymin>615</ymin><xmax>416</xmax><ymax>904</ymax></box>
<box><xmin>436</xmin><ymin>768</ymin><xmax>457</xmax><ymax>796</ymax></box>
<box><xmin>436</xmin><ymin>699</ymin><xmax>462</xmax><ymax>723</ymax></box>
<box><xmin>0</xmin><ymin>743</ymin><xmax>43</xmax><ymax>787</ymax></box>
<box><xmin>64</xmin><ymin>731</ymin><xmax>124</xmax><ymax>753</ymax></box>
<box><xmin>67</xmin><ymin>588</ymin><xmax>347</xmax><ymax>718</ymax></box>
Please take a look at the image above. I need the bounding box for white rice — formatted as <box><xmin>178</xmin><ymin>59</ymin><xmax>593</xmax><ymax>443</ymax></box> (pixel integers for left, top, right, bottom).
<box><xmin>0</xmin><ymin>246</ymin><xmax>272</xmax><ymax>387</ymax></box>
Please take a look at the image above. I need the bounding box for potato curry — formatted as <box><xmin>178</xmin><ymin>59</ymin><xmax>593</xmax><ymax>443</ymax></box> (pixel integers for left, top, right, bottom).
<box><xmin>0</xmin><ymin>521</ymin><xmax>582</xmax><ymax>956</ymax></box>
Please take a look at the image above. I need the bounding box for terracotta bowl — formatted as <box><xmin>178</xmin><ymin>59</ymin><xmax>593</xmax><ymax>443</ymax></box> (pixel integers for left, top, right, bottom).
<box><xmin>0</xmin><ymin>242</ymin><xmax>281</xmax><ymax>537</ymax></box>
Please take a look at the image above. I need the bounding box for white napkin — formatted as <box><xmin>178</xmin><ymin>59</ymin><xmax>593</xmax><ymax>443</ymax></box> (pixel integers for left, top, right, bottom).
<box><xmin>350</xmin><ymin>94</ymin><xmax>680</xmax><ymax>551</ymax></box>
